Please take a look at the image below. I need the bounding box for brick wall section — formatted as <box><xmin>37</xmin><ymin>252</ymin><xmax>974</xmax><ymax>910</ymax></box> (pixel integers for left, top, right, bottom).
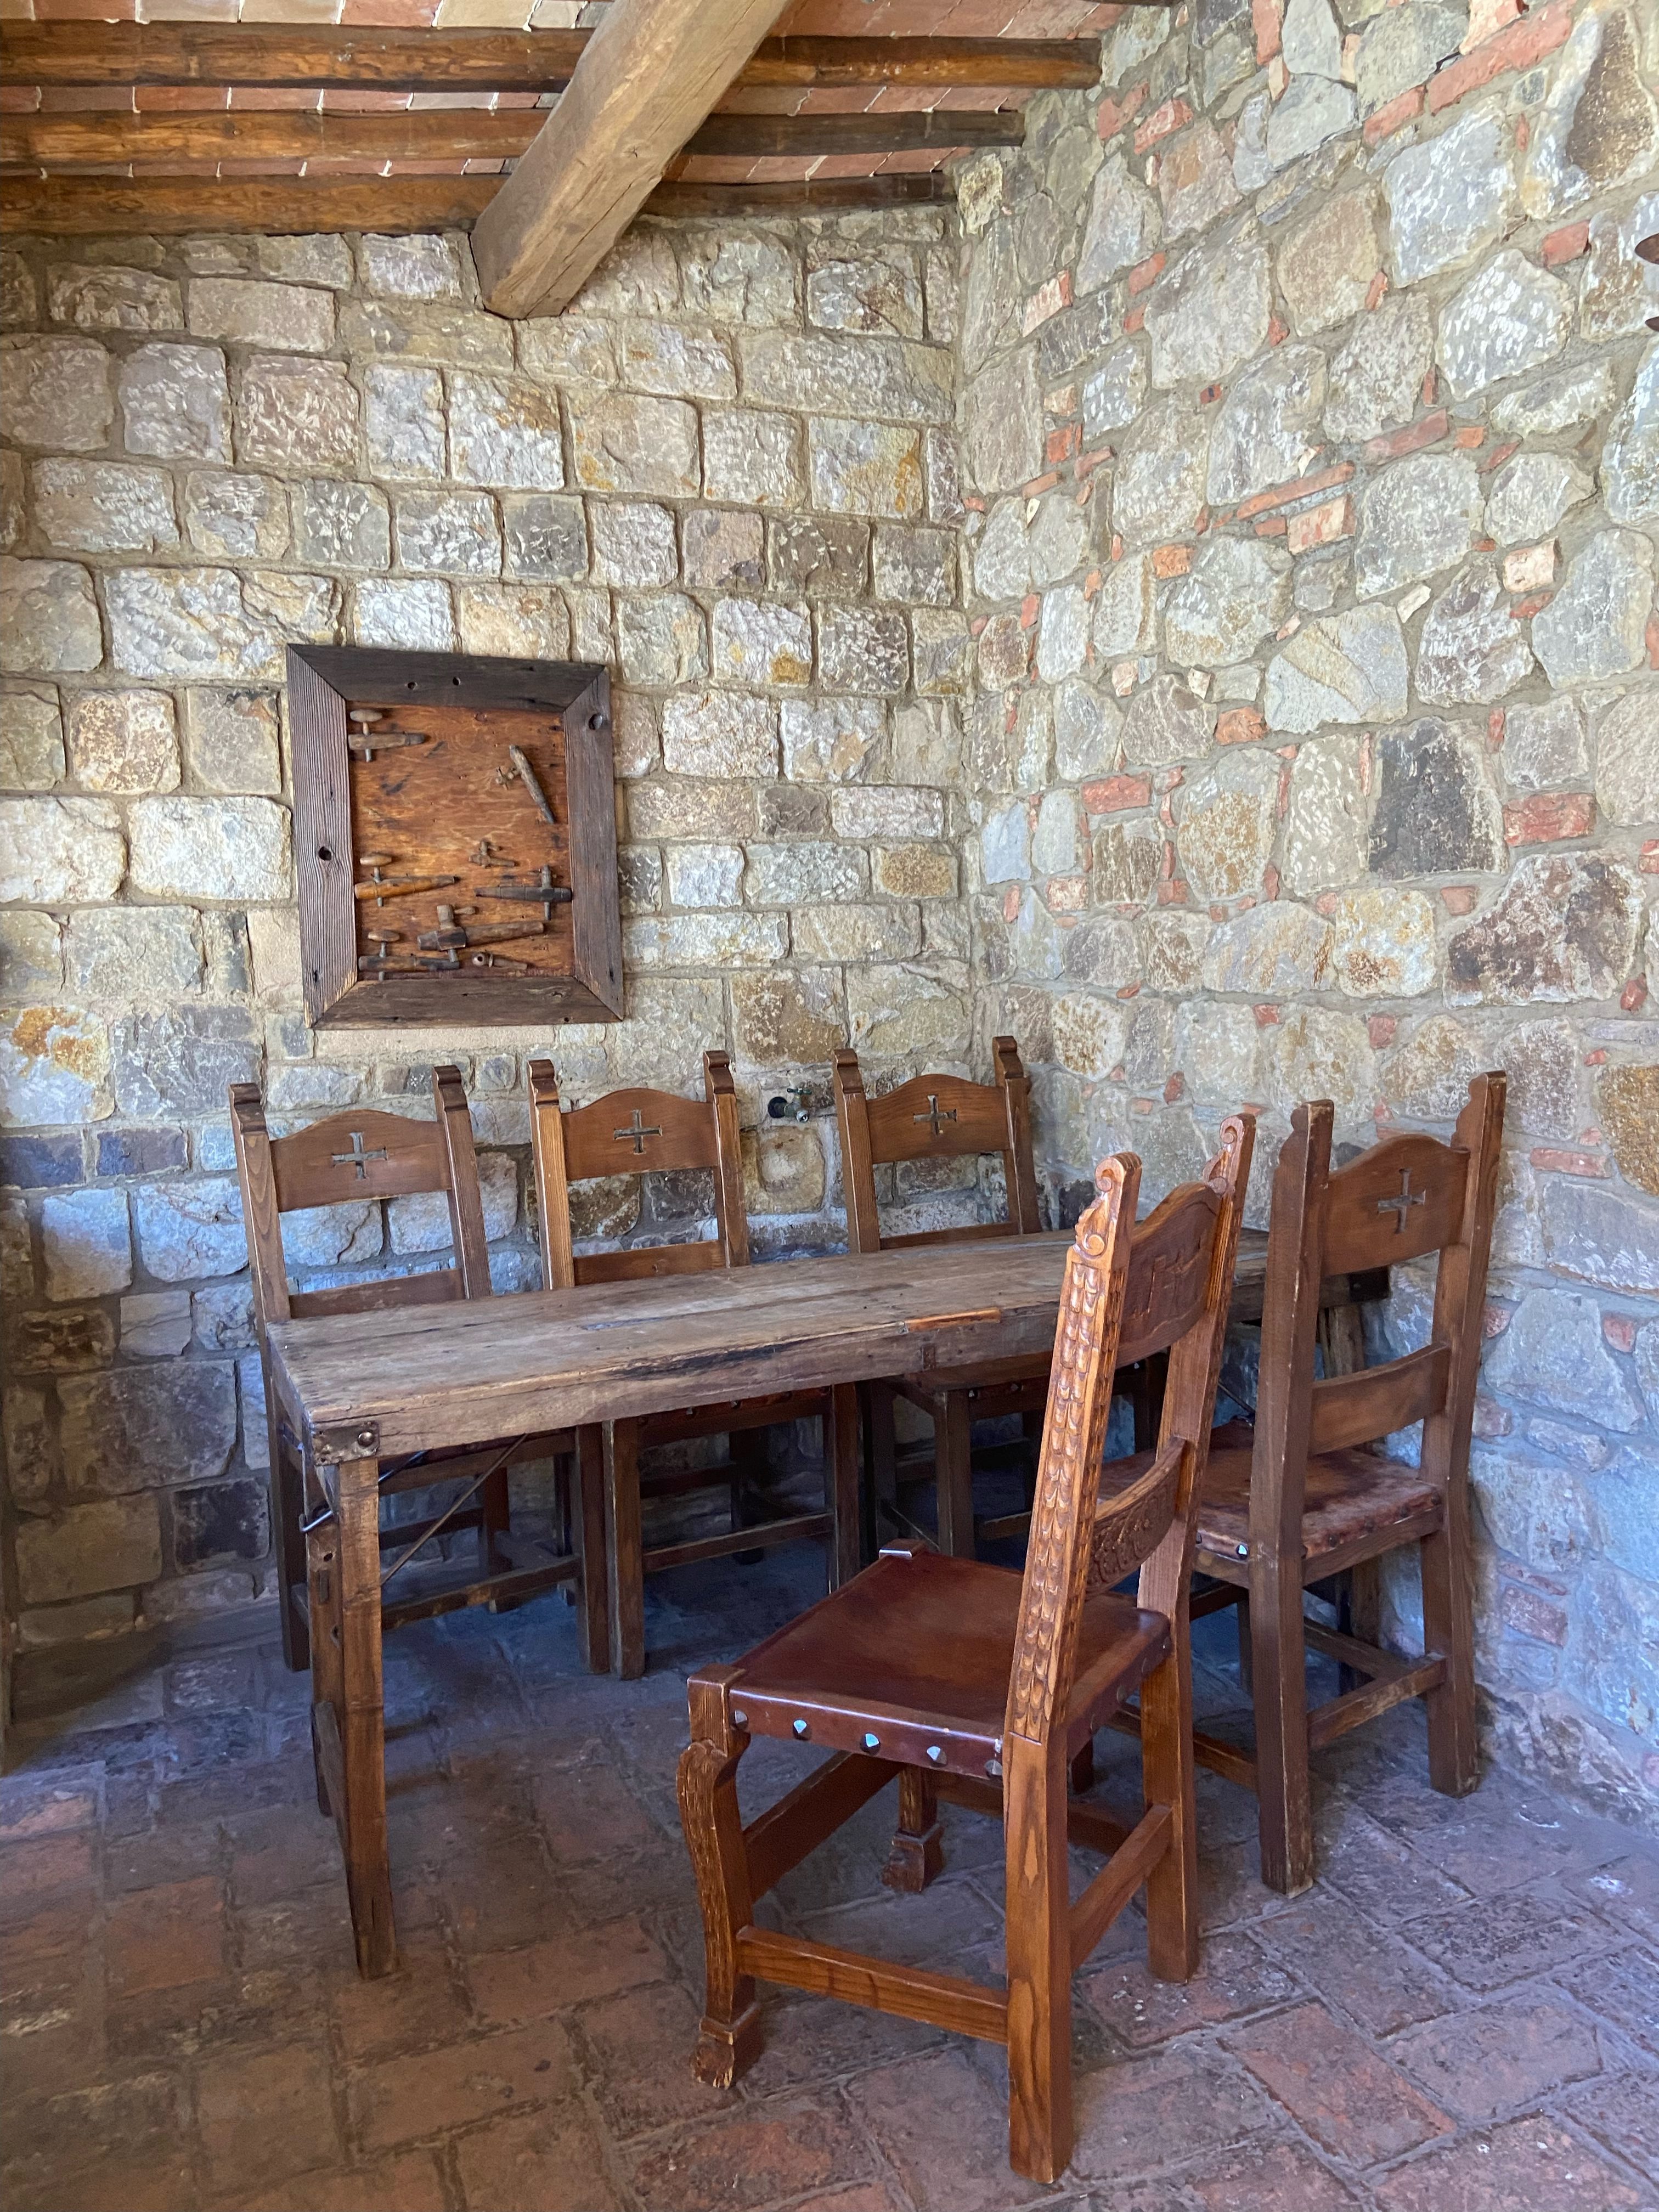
<box><xmin>955</xmin><ymin>0</ymin><xmax>1657</xmax><ymax>1824</ymax></box>
<box><xmin>0</xmin><ymin>210</ymin><xmax>980</xmax><ymax>1658</ymax></box>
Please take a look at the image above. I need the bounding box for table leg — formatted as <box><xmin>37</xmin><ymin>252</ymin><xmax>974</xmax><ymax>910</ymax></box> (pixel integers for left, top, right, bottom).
<box><xmin>605</xmin><ymin>1421</ymin><xmax>646</xmax><ymax>1680</ymax></box>
<box><xmin>825</xmin><ymin>1384</ymin><xmax>861</xmax><ymax>1588</ymax></box>
<box><xmin>575</xmin><ymin>1424</ymin><xmax>611</xmax><ymax>1674</ymax></box>
<box><xmin>335</xmin><ymin>1453</ymin><xmax>397</xmax><ymax>1979</ymax></box>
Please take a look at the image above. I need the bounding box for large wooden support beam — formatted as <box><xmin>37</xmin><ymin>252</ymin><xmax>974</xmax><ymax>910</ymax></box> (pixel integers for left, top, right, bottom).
<box><xmin>0</xmin><ymin>171</ymin><xmax>955</xmax><ymax>239</ymax></box>
<box><xmin>0</xmin><ymin>22</ymin><xmax>1101</xmax><ymax>93</ymax></box>
<box><xmin>2</xmin><ymin>106</ymin><xmax>1021</xmax><ymax>170</ymax></box>
<box><xmin>469</xmin><ymin>0</ymin><xmax>789</xmax><ymax>320</ymax></box>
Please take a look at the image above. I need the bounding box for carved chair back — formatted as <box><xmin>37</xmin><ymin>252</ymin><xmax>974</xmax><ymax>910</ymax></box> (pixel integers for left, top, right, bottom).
<box><xmin>1249</xmin><ymin>1076</ymin><xmax>1505</xmax><ymax>1561</ymax></box>
<box><xmin>529</xmin><ymin>1050</ymin><xmax>749</xmax><ymax>1289</ymax></box>
<box><xmin>833</xmin><ymin>1037</ymin><xmax>1042</xmax><ymax>1255</ymax></box>
<box><xmin>1005</xmin><ymin>1116</ymin><xmax>1254</xmax><ymax>1755</ymax></box>
<box><xmin>230</xmin><ymin>1065</ymin><xmax>492</xmax><ymax>1339</ymax></box>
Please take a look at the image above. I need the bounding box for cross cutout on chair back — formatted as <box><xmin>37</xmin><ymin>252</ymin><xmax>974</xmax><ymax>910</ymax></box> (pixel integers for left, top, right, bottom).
<box><xmin>834</xmin><ymin>1037</ymin><xmax>1042</xmax><ymax>1255</ymax></box>
<box><xmin>230</xmin><ymin>1065</ymin><xmax>492</xmax><ymax>1339</ymax></box>
<box><xmin>529</xmin><ymin>1051</ymin><xmax>749</xmax><ymax>1290</ymax></box>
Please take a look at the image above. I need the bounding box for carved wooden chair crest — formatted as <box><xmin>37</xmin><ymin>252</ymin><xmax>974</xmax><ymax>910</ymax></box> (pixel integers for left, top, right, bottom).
<box><xmin>834</xmin><ymin>1038</ymin><xmax>1050</xmax><ymax>1558</ymax></box>
<box><xmin>1193</xmin><ymin>1075</ymin><xmax>1505</xmax><ymax>1893</ymax></box>
<box><xmin>678</xmin><ymin>1116</ymin><xmax>1253</xmax><ymax>2184</ymax></box>
<box><xmin>529</xmin><ymin>1051</ymin><xmax>859</xmax><ymax>1679</ymax></box>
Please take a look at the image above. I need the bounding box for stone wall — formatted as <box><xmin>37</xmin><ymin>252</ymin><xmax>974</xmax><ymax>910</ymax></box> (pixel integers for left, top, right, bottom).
<box><xmin>0</xmin><ymin>210</ymin><xmax>976</xmax><ymax>1667</ymax></box>
<box><xmin>955</xmin><ymin>0</ymin><xmax>1658</xmax><ymax>1823</ymax></box>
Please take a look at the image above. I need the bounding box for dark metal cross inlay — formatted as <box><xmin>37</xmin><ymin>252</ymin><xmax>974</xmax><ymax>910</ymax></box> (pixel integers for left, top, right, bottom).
<box><xmin>332</xmin><ymin>1131</ymin><xmax>388</xmax><ymax>1180</ymax></box>
<box><xmin>913</xmin><ymin>1093</ymin><xmax>958</xmax><ymax>1138</ymax></box>
<box><xmin>1376</xmin><ymin>1170</ymin><xmax>1426</xmax><ymax>1233</ymax></box>
<box><xmin>613</xmin><ymin>1109</ymin><xmax>662</xmax><ymax>1155</ymax></box>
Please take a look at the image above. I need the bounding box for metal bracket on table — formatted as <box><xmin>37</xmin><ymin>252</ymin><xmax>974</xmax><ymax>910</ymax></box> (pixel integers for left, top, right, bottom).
<box><xmin>311</xmin><ymin>1418</ymin><xmax>381</xmax><ymax>1464</ymax></box>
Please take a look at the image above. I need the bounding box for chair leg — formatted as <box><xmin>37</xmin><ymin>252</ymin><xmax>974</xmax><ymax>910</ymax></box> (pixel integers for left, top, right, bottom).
<box><xmin>1420</xmin><ymin>1514</ymin><xmax>1479</xmax><ymax>1797</ymax></box>
<box><xmin>826</xmin><ymin>1384</ymin><xmax>861</xmax><ymax>1589</ymax></box>
<box><xmin>1002</xmin><ymin>1735</ymin><xmax>1073</xmax><ymax>2184</ymax></box>
<box><xmin>481</xmin><ymin>1459</ymin><xmax>512</xmax><ymax>1609</ymax></box>
<box><xmin>933</xmin><ymin>1391</ymin><xmax>975</xmax><ymax>1559</ymax></box>
<box><xmin>883</xmin><ymin>1767</ymin><xmax>944</xmax><ymax>1893</ymax></box>
<box><xmin>1069</xmin><ymin>1737</ymin><xmax>1096</xmax><ymax>1795</ymax></box>
<box><xmin>1138</xmin><ymin>1642</ymin><xmax>1199</xmax><ymax>1983</ymax></box>
<box><xmin>605</xmin><ymin>1420</ymin><xmax>646</xmax><ymax>1681</ymax></box>
<box><xmin>1249</xmin><ymin>1556</ymin><xmax>1314</xmax><ymax>1896</ymax></box>
<box><xmin>574</xmin><ymin>1426</ymin><xmax>610</xmax><ymax>1674</ymax></box>
<box><xmin>304</xmin><ymin>1481</ymin><xmax>342</xmax><ymax>1820</ymax></box>
<box><xmin>272</xmin><ymin>1436</ymin><xmax>311</xmax><ymax>1672</ymax></box>
<box><xmin>678</xmin><ymin>1678</ymin><xmax>762</xmax><ymax>2088</ymax></box>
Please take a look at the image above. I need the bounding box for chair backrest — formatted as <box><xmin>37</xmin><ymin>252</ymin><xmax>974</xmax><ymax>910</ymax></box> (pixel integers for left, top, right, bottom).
<box><xmin>1249</xmin><ymin>1075</ymin><xmax>1505</xmax><ymax>1556</ymax></box>
<box><xmin>833</xmin><ymin>1036</ymin><xmax>1042</xmax><ymax>1254</ymax></box>
<box><xmin>1004</xmin><ymin>1115</ymin><xmax>1255</xmax><ymax>1753</ymax></box>
<box><xmin>229</xmin><ymin>1064</ymin><xmax>492</xmax><ymax>1338</ymax></box>
<box><xmin>528</xmin><ymin>1050</ymin><xmax>749</xmax><ymax>1289</ymax></box>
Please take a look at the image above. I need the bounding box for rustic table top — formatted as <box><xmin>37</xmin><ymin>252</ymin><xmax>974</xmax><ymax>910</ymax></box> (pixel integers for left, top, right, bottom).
<box><xmin>267</xmin><ymin>1227</ymin><xmax>1299</xmax><ymax>1461</ymax></box>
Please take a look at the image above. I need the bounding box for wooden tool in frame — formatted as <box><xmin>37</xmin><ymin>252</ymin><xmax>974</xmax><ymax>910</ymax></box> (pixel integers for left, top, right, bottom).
<box><xmin>287</xmin><ymin>646</ymin><xmax>623</xmax><ymax>1028</ymax></box>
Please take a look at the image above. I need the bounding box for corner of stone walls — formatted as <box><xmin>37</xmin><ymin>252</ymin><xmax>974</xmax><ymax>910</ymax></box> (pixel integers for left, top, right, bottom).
<box><xmin>951</xmin><ymin>0</ymin><xmax>1658</xmax><ymax>1826</ymax></box>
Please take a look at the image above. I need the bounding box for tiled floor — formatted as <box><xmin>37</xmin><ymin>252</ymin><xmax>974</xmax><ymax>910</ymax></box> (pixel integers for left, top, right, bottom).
<box><xmin>3</xmin><ymin>1549</ymin><xmax>1656</xmax><ymax>2212</ymax></box>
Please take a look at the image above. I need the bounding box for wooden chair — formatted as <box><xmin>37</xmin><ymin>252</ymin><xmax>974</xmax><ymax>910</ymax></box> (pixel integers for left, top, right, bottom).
<box><xmin>834</xmin><ymin>1039</ymin><xmax>1048</xmax><ymax>1556</ymax></box>
<box><xmin>529</xmin><ymin>1051</ymin><xmax>860</xmax><ymax>1680</ymax></box>
<box><xmin>1191</xmin><ymin>1076</ymin><xmax>1505</xmax><ymax>1895</ymax></box>
<box><xmin>231</xmin><ymin>1067</ymin><xmax>601</xmax><ymax>1679</ymax></box>
<box><xmin>677</xmin><ymin>1116</ymin><xmax>1253</xmax><ymax>2184</ymax></box>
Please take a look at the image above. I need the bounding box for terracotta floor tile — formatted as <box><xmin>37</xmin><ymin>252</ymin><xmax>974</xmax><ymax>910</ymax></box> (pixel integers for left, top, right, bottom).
<box><xmin>348</xmin><ymin>2018</ymin><xmax>578</xmax><ymax>2151</ymax></box>
<box><xmin>0</xmin><ymin>1830</ymin><xmax>97</xmax><ymax>1912</ymax></box>
<box><xmin>1573</xmin><ymin>1853</ymin><xmax>1659</xmax><ymax>1945</ymax></box>
<box><xmin>463</xmin><ymin>1913</ymin><xmax>669</xmax><ymax>2024</ymax></box>
<box><xmin>1229</xmin><ymin>1999</ymin><xmax>1453</xmax><ymax>2166</ymax></box>
<box><xmin>534</xmin><ymin>1756</ymin><xmax>666</xmax><ymax>1861</ymax></box>
<box><xmin>106</xmin><ymin>1965</ymin><xmax>323</xmax><ymax>2063</ymax></box>
<box><xmin>1404</xmin><ymin>1887</ymin><xmax>1618</xmax><ymax>1995</ymax></box>
<box><xmin>1070</xmin><ymin>2042</ymin><xmax>1274</xmax><ymax>2184</ymax></box>
<box><xmin>1256</xmin><ymin>1889</ymin><xmax>1462</xmax><ymax>2037</ymax></box>
<box><xmin>844</xmin><ymin>2045</ymin><xmax>1049</xmax><ymax>2210</ymax></box>
<box><xmin>1182</xmin><ymin>2134</ymin><xmax>1368</xmax><ymax>2211</ymax></box>
<box><xmin>736</xmin><ymin>1986</ymin><xmax>948</xmax><ymax>2097</ymax></box>
<box><xmin>1315</xmin><ymin>1802</ymin><xmax>1471</xmax><ymax>1921</ymax></box>
<box><xmin>0</xmin><ymin>2147</ymin><xmax>200</xmax><ymax>2212</ymax></box>
<box><xmin>453</xmin><ymin>2097</ymin><xmax>627</xmax><ymax>2210</ymax></box>
<box><xmin>197</xmin><ymin>2040</ymin><xmax>341</xmax><ymax>2191</ymax></box>
<box><xmin>225</xmin><ymin>2149</ymin><xmax>448</xmax><ymax>2212</ymax></box>
<box><xmin>1078</xmin><ymin>1927</ymin><xmax>1300</xmax><ymax>2051</ymax></box>
<box><xmin>1553</xmin><ymin>1948</ymin><xmax>1659</xmax><ymax>2055</ymax></box>
<box><xmin>1562</xmin><ymin>2072</ymin><xmax>1659</xmax><ymax>2185</ymax></box>
<box><xmin>106</xmin><ymin>1876</ymin><xmax>227</xmax><ymax>1996</ymax></box>
<box><xmin>329</xmin><ymin>1940</ymin><xmax>473</xmax><ymax>2061</ymax></box>
<box><xmin>1371</xmin><ymin>2115</ymin><xmax>1647</xmax><ymax>2212</ymax></box>
<box><xmin>1387</xmin><ymin>1991</ymin><xmax>1612</xmax><ymax>2122</ymax></box>
<box><xmin>629</xmin><ymin>2094</ymin><xmax>870</xmax><ymax>2212</ymax></box>
<box><xmin>0</xmin><ymin>1770</ymin><xmax>101</xmax><ymax>1842</ymax></box>
<box><xmin>576</xmin><ymin>1978</ymin><xmax>735</xmax><ymax>2137</ymax></box>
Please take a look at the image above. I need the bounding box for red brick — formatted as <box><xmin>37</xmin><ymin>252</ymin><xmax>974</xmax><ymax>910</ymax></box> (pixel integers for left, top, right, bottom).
<box><xmin>1083</xmin><ymin>772</ymin><xmax>1153</xmax><ymax>814</ymax></box>
<box><xmin>1454</xmin><ymin>425</ymin><xmax>1486</xmax><ymax>449</ymax></box>
<box><xmin>1438</xmin><ymin>884</ymin><xmax>1475</xmax><ymax>916</ymax></box>
<box><xmin>1122</xmin><ymin>302</ymin><xmax>1146</xmax><ymax>334</ymax></box>
<box><xmin>1541</xmin><ymin>219</ymin><xmax>1591</xmax><ymax>266</ymax></box>
<box><xmin>1252</xmin><ymin>0</ymin><xmax>1282</xmax><ymax>64</ymax></box>
<box><xmin>1364</xmin><ymin>269</ymin><xmax>1390</xmax><ymax>310</ymax></box>
<box><xmin>1286</xmin><ymin>494</ymin><xmax>1353</xmax><ymax>553</ymax></box>
<box><xmin>1528</xmin><ymin>1146</ymin><xmax>1607</xmax><ymax>1177</ymax></box>
<box><xmin>1096</xmin><ymin>81</ymin><xmax>1147</xmax><ymax>140</ymax></box>
<box><xmin>1255</xmin><ymin>514</ymin><xmax>1288</xmax><ymax>535</ymax></box>
<box><xmin>1509</xmin><ymin>588</ymin><xmax>1553</xmax><ymax>619</ymax></box>
<box><xmin>1622</xmin><ymin>975</ymin><xmax>1649</xmax><ymax>1009</ymax></box>
<box><xmin>1187</xmin><ymin>2136</ymin><xmax>1364</xmax><ymax>2212</ymax></box>
<box><xmin>631</xmin><ymin>2095</ymin><xmax>859</xmax><ymax>2212</ymax></box>
<box><xmin>1045</xmin><ymin>421</ymin><xmax>1080</xmax><ymax>466</ymax></box>
<box><xmin>1134</xmin><ymin>96</ymin><xmax>1192</xmax><ymax>153</ymax></box>
<box><xmin>1500</xmin><ymin>1584</ymin><xmax>1571</xmax><ymax>1650</ymax></box>
<box><xmin>1368</xmin><ymin>1015</ymin><xmax>1399</xmax><ymax>1049</ymax></box>
<box><xmin>455</xmin><ymin>2102</ymin><xmax>625</xmax><ymax>2212</ymax></box>
<box><xmin>1604</xmin><ymin>1312</ymin><xmax>1638</xmax><ymax>1353</ymax></box>
<box><xmin>1364</xmin><ymin>84</ymin><xmax>1425</xmax><ymax>144</ymax></box>
<box><xmin>1231</xmin><ymin>2001</ymin><xmax>1453</xmax><ymax>2164</ymax></box>
<box><xmin>1233</xmin><ymin>459</ymin><xmax>1354</xmax><ymax>522</ymax></box>
<box><xmin>1151</xmin><ymin>542</ymin><xmax>1193</xmax><ymax>578</ymax></box>
<box><xmin>1216</xmin><ymin>707</ymin><xmax>1267</xmax><ymax>746</ymax></box>
<box><xmin>1019</xmin><ymin>470</ymin><xmax>1060</xmax><ymax>498</ymax></box>
<box><xmin>1128</xmin><ymin>249</ymin><xmax>1166</xmax><ymax>295</ymax></box>
<box><xmin>1363</xmin><ymin>408</ymin><xmax>1449</xmax><ymax>465</ymax></box>
<box><xmin>1503</xmin><ymin>792</ymin><xmax>1595</xmax><ymax>844</ymax></box>
<box><xmin>1427</xmin><ymin>0</ymin><xmax>1573</xmax><ymax>111</ymax></box>
<box><xmin>228</xmin><ymin>2152</ymin><xmax>447</xmax><ymax>2212</ymax></box>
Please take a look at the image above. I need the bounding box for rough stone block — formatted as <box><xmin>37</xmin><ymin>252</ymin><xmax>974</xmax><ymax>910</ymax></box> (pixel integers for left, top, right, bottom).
<box><xmin>182</xmin><ymin>690</ymin><xmax>283</xmax><ymax>798</ymax></box>
<box><xmin>1384</xmin><ymin>101</ymin><xmax>1514</xmax><ymax>284</ymax></box>
<box><xmin>1447</xmin><ymin>855</ymin><xmax>1643</xmax><ymax>1005</ymax></box>
<box><xmin>394</xmin><ymin>490</ymin><xmax>501</xmax><ymax>578</ymax></box>
<box><xmin>571</xmin><ymin>392</ymin><xmax>699</xmax><ymax>496</ymax></box>
<box><xmin>0</xmin><ymin>689</ymin><xmax>66</xmax><ymax>791</ymax></box>
<box><xmin>292</xmin><ymin>480</ymin><xmax>390</xmax><ymax>573</ymax></box>
<box><xmin>118</xmin><ymin>342</ymin><xmax>230</xmax><ymax>463</ymax></box>
<box><xmin>128</xmin><ymin>796</ymin><xmax>290</xmax><ymax>902</ymax></box>
<box><xmin>2</xmin><ymin>335</ymin><xmax>113</xmax><ymax>452</ymax></box>
<box><xmin>590</xmin><ymin>502</ymin><xmax>677</xmax><ymax>589</ymax></box>
<box><xmin>65</xmin><ymin>690</ymin><xmax>180</xmax><ymax>794</ymax></box>
<box><xmin>61</xmin><ymin>1362</ymin><xmax>238</xmax><ymax>1498</ymax></box>
<box><xmin>0</xmin><ymin>560</ymin><xmax>103</xmax><ymax>676</ymax></box>
<box><xmin>183</xmin><ymin>469</ymin><xmax>290</xmax><ymax>563</ymax></box>
<box><xmin>15</xmin><ymin>1495</ymin><xmax>162</xmax><ymax>1604</ymax></box>
<box><xmin>616</xmin><ymin>594</ymin><xmax>707</xmax><ymax>687</ymax></box>
<box><xmin>353</xmin><ymin>578</ymin><xmax>456</xmax><ymax>652</ymax></box>
<box><xmin>0</xmin><ymin>796</ymin><xmax>125</xmax><ymax>902</ymax></box>
<box><xmin>449</xmin><ymin>372</ymin><xmax>565</xmax><ymax>492</ymax></box>
<box><xmin>172</xmin><ymin>1479</ymin><xmax>270</xmax><ymax>1568</ymax></box>
<box><xmin>41</xmin><ymin>1186</ymin><xmax>132</xmax><ymax>1301</ymax></box>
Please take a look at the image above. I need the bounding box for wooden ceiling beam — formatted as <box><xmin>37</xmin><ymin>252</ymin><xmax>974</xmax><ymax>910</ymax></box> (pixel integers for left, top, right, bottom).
<box><xmin>0</xmin><ymin>22</ymin><xmax>1101</xmax><ymax>94</ymax></box>
<box><xmin>0</xmin><ymin>171</ymin><xmax>953</xmax><ymax>239</ymax></box>
<box><xmin>469</xmin><ymin>0</ymin><xmax>791</xmax><ymax>320</ymax></box>
<box><xmin>1</xmin><ymin>105</ymin><xmax>1022</xmax><ymax>171</ymax></box>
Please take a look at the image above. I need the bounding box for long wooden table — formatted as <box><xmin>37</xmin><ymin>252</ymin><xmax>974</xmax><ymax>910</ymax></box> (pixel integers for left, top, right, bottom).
<box><xmin>266</xmin><ymin>1226</ymin><xmax>1380</xmax><ymax>1976</ymax></box>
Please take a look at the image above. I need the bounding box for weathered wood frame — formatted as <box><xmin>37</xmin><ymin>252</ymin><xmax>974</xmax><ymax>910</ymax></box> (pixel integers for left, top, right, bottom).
<box><xmin>286</xmin><ymin>645</ymin><xmax>622</xmax><ymax>1030</ymax></box>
